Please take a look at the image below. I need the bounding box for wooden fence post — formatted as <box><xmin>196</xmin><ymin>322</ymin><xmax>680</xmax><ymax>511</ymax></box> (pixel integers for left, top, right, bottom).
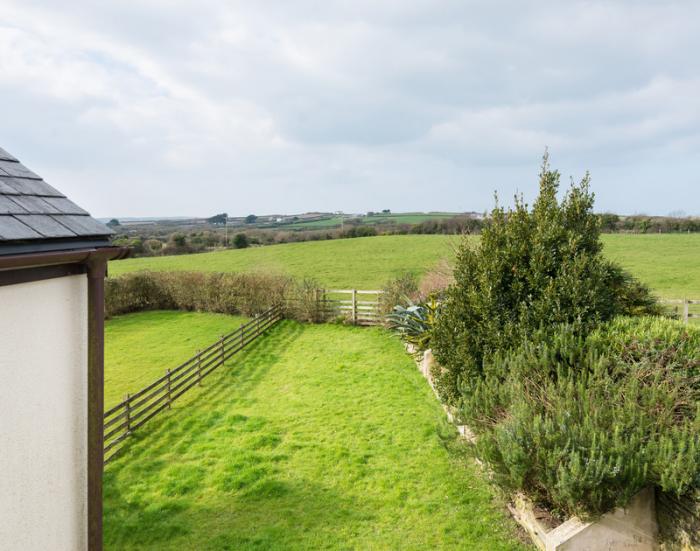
<box><xmin>352</xmin><ymin>289</ymin><xmax>357</xmax><ymax>325</ymax></box>
<box><xmin>683</xmin><ymin>299</ymin><xmax>690</xmax><ymax>324</ymax></box>
<box><xmin>314</xmin><ymin>288</ymin><xmax>321</xmax><ymax>322</ymax></box>
<box><xmin>166</xmin><ymin>369</ymin><xmax>172</xmax><ymax>408</ymax></box>
<box><xmin>103</xmin><ymin>303</ymin><xmax>286</xmax><ymax>464</ymax></box>
<box><xmin>124</xmin><ymin>394</ymin><xmax>131</xmax><ymax>434</ymax></box>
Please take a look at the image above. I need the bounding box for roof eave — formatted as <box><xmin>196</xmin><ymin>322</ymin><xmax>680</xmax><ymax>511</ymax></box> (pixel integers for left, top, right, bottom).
<box><xmin>0</xmin><ymin>244</ymin><xmax>131</xmax><ymax>271</ymax></box>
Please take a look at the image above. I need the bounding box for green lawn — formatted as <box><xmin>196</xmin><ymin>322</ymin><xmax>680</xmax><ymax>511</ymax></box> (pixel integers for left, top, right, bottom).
<box><xmin>109</xmin><ymin>233</ymin><xmax>700</xmax><ymax>298</ymax></box>
<box><xmin>105</xmin><ymin>311</ymin><xmax>248</xmax><ymax>409</ymax></box>
<box><xmin>104</xmin><ymin>319</ymin><xmax>529</xmax><ymax>550</ymax></box>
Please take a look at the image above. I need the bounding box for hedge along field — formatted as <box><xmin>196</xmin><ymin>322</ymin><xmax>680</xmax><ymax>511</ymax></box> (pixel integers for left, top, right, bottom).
<box><xmin>105</xmin><ymin>311</ymin><xmax>248</xmax><ymax>409</ymax></box>
<box><xmin>109</xmin><ymin>233</ymin><xmax>700</xmax><ymax>297</ymax></box>
<box><xmin>103</xmin><ymin>319</ymin><xmax>529</xmax><ymax>550</ymax></box>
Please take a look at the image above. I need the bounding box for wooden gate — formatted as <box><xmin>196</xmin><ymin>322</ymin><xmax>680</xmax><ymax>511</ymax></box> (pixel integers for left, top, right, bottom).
<box><xmin>320</xmin><ymin>289</ymin><xmax>383</xmax><ymax>325</ymax></box>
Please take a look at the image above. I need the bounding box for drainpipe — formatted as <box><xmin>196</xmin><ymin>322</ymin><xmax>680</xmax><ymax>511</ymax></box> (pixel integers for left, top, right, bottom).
<box><xmin>87</xmin><ymin>258</ymin><xmax>107</xmax><ymax>551</ymax></box>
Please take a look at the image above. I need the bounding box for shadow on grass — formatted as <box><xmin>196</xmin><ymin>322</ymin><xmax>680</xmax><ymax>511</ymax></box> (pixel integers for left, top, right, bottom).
<box><xmin>105</xmin><ymin>474</ymin><xmax>369</xmax><ymax>550</ymax></box>
<box><xmin>106</xmin><ymin>320</ymin><xmax>303</xmax><ymax>466</ymax></box>
<box><xmin>104</xmin><ymin>321</ymin><xmax>325</xmax><ymax>549</ymax></box>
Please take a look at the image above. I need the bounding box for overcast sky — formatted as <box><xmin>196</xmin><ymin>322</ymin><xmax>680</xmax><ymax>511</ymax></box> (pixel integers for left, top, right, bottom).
<box><xmin>1</xmin><ymin>1</ymin><xmax>699</xmax><ymax>218</ymax></box>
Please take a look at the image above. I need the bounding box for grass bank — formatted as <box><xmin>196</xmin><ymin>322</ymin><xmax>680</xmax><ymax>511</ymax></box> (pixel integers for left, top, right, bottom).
<box><xmin>104</xmin><ymin>318</ymin><xmax>529</xmax><ymax>550</ymax></box>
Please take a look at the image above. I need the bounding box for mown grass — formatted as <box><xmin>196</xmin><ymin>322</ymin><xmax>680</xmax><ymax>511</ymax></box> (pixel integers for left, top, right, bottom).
<box><xmin>105</xmin><ymin>311</ymin><xmax>248</xmax><ymax>409</ymax></box>
<box><xmin>109</xmin><ymin>233</ymin><xmax>700</xmax><ymax>298</ymax></box>
<box><xmin>104</xmin><ymin>319</ymin><xmax>529</xmax><ymax>550</ymax></box>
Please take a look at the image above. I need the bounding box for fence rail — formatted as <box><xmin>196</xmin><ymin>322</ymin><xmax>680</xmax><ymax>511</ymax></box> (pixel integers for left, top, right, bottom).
<box><xmin>305</xmin><ymin>292</ymin><xmax>700</xmax><ymax>326</ymax></box>
<box><xmin>659</xmin><ymin>299</ymin><xmax>700</xmax><ymax>323</ymax></box>
<box><xmin>103</xmin><ymin>304</ymin><xmax>283</xmax><ymax>464</ymax></box>
<box><xmin>319</xmin><ymin>289</ymin><xmax>383</xmax><ymax>325</ymax></box>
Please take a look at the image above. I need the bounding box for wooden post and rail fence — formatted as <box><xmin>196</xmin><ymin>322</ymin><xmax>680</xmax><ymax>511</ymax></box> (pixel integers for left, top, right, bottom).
<box><xmin>659</xmin><ymin>299</ymin><xmax>699</xmax><ymax>324</ymax></box>
<box><xmin>103</xmin><ymin>292</ymin><xmax>697</xmax><ymax>464</ymax></box>
<box><xmin>101</xmin><ymin>292</ymin><xmax>386</xmax><ymax>465</ymax></box>
<box><xmin>103</xmin><ymin>304</ymin><xmax>283</xmax><ymax>464</ymax></box>
<box><xmin>316</xmin><ymin>289</ymin><xmax>384</xmax><ymax>325</ymax></box>
<box><xmin>315</xmin><ymin>292</ymin><xmax>698</xmax><ymax>325</ymax></box>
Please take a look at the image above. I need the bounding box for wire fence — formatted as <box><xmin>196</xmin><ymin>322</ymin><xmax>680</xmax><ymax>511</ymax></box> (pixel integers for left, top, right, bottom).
<box><xmin>103</xmin><ymin>304</ymin><xmax>283</xmax><ymax>464</ymax></box>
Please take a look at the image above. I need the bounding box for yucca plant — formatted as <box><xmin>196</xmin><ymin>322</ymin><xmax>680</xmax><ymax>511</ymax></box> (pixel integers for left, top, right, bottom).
<box><xmin>386</xmin><ymin>296</ymin><xmax>438</xmax><ymax>352</ymax></box>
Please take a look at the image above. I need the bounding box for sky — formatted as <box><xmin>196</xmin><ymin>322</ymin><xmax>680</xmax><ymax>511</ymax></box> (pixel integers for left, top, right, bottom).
<box><xmin>0</xmin><ymin>1</ymin><xmax>699</xmax><ymax>218</ymax></box>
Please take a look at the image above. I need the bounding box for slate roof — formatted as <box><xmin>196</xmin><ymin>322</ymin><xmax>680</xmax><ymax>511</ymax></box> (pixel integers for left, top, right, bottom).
<box><xmin>0</xmin><ymin>146</ymin><xmax>113</xmax><ymax>254</ymax></box>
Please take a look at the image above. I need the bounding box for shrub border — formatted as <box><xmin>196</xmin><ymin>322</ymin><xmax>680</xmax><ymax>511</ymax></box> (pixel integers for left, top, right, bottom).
<box><xmin>405</xmin><ymin>344</ymin><xmax>658</xmax><ymax>551</ymax></box>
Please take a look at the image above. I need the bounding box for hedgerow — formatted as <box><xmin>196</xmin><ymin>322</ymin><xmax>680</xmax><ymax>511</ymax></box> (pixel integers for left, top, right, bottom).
<box><xmin>105</xmin><ymin>271</ymin><xmax>294</xmax><ymax>317</ymax></box>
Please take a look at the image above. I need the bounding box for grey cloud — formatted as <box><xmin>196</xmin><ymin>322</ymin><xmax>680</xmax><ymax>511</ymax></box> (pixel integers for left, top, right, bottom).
<box><xmin>0</xmin><ymin>0</ymin><xmax>698</xmax><ymax>217</ymax></box>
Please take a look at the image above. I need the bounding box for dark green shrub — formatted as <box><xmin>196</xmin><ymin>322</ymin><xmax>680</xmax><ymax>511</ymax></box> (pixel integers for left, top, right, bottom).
<box><xmin>590</xmin><ymin>316</ymin><xmax>700</xmax><ymax>381</ymax></box>
<box><xmin>233</xmin><ymin>233</ymin><xmax>249</xmax><ymax>249</ymax></box>
<box><xmin>461</xmin><ymin>318</ymin><xmax>700</xmax><ymax>519</ymax></box>
<box><xmin>603</xmin><ymin>263</ymin><xmax>663</xmax><ymax>317</ymax></box>
<box><xmin>431</xmin><ymin>154</ymin><xmax>659</xmax><ymax>403</ymax></box>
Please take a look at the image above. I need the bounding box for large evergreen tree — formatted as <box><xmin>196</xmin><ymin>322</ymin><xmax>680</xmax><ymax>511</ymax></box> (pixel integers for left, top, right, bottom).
<box><xmin>431</xmin><ymin>153</ymin><xmax>657</xmax><ymax>403</ymax></box>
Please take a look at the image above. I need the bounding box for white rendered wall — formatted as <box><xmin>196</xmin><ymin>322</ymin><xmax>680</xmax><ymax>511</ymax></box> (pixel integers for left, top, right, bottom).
<box><xmin>0</xmin><ymin>275</ymin><xmax>88</xmax><ymax>551</ymax></box>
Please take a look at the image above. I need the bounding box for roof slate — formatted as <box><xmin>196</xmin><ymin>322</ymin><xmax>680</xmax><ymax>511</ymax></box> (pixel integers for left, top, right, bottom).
<box><xmin>0</xmin><ymin>148</ymin><xmax>113</xmax><ymax>245</ymax></box>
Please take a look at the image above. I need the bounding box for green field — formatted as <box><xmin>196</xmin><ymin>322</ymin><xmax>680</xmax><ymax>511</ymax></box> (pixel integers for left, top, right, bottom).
<box><xmin>110</xmin><ymin>235</ymin><xmax>459</xmax><ymax>289</ymax></box>
<box><xmin>282</xmin><ymin>216</ymin><xmax>345</xmax><ymax>229</ymax></box>
<box><xmin>281</xmin><ymin>212</ymin><xmax>458</xmax><ymax>230</ymax></box>
<box><xmin>105</xmin><ymin>311</ymin><xmax>248</xmax><ymax>409</ymax></box>
<box><xmin>104</xmin><ymin>317</ymin><xmax>528</xmax><ymax>550</ymax></box>
<box><xmin>363</xmin><ymin>212</ymin><xmax>458</xmax><ymax>225</ymax></box>
<box><xmin>599</xmin><ymin>234</ymin><xmax>700</xmax><ymax>299</ymax></box>
<box><xmin>110</xmin><ymin>233</ymin><xmax>700</xmax><ymax>298</ymax></box>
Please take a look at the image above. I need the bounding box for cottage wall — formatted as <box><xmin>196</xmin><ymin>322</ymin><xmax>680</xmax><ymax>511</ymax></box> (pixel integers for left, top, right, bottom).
<box><xmin>0</xmin><ymin>274</ymin><xmax>88</xmax><ymax>551</ymax></box>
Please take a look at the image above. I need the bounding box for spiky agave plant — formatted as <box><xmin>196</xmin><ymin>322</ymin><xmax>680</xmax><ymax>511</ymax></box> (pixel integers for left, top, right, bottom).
<box><xmin>386</xmin><ymin>296</ymin><xmax>439</xmax><ymax>351</ymax></box>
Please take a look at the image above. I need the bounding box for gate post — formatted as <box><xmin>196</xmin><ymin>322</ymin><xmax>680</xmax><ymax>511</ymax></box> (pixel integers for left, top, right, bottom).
<box><xmin>352</xmin><ymin>289</ymin><xmax>357</xmax><ymax>325</ymax></box>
